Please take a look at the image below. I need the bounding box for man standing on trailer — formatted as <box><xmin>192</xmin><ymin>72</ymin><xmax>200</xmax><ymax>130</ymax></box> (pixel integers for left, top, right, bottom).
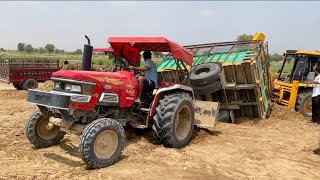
<box><xmin>308</xmin><ymin>68</ymin><xmax>320</xmax><ymax>124</ymax></box>
<box><xmin>61</xmin><ymin>61</ymin><xmax>71</xmax><ymax>70</ymax></box>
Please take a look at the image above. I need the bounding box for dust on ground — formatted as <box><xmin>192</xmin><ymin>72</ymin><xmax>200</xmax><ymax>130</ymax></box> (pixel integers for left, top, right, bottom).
<box><xmin>0</xmin><ymin>82</ymin><xmax>320</xmax><ymax>179</ymax></box>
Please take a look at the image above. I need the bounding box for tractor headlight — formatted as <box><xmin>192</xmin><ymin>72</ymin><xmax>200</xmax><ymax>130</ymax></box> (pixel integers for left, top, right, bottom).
<box><xmin>65</xmin><ymin>84</ymin><xmax>82</xmax><ymax>93</ymax></box>
<box><xmin>54</xmin><ymin>82</ymin><xmax>60</xmax><ymax>89</ymax></box>
<box><xmin>71</xmin><ymin>85</ymin><xmax>81</xmax><ymax>93</ymax></box>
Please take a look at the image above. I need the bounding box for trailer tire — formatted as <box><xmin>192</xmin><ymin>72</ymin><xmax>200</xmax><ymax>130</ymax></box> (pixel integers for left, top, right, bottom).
<box><xmin>80</xmin><ymin>118</ymin><xmax>125</xmax><ymax>169</ymax></box>
<box><xmin>25</xmin><ymin>110</ymin><xmax>65</xmax><ymax>148</ymax></box>
<box><xmin>22</xmin><ymin>78</ymin><xmax>38</xmax><ymax>90</ymax></box>
<box><xmin>218</xmin><ymin>110</ymin><xmax>231</xmax><ymax>123</ymax></box>
<box><xmin>13</xmin><ymin>83</ymin><xmax>23</xmax><ymax>90</ymax></box>
<box><xmin>296</xmin><ymin>91</ymin><xmax>313</xmax><ymax>117</ymax></box>
<box><xmin>192</xmin><ymin>80</ymin><xmax>222</xmax><ymax>96</ymax></box>
<box><xmin>152</xmin><ymin>92</ymin><xmax>195</xmax><ymax>148</ymax></box>
<box><xmin>190</xmin><ymin>63</ymin><xmax>221</xmax><ymax>86</ymax></box>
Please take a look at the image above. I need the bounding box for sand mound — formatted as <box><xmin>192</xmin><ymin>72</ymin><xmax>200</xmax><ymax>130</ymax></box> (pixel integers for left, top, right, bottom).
<box><xmin>38</xmin><ymin>80</ymin><xmax>53</xmax><ymax>92</ymax></box>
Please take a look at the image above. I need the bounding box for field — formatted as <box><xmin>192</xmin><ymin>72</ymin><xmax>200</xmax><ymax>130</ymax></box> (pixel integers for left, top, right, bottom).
<box><xmin>1</xmin><ymin>51</ymin><xmax>285</xmax><ymax>73</ymax></box>
<box><xmin>0</xmin><ymin>51</ymin><xmax>113</xmax><ymax>66</ymax></box>
<box><xmin>1</xmin><ymin>82</ymin><xmax>320</xmax><ymax>179</ymax></box>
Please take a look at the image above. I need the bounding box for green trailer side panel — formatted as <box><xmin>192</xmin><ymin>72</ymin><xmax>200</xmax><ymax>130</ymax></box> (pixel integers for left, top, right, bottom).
<box><xmin>157</xmin><ymin>49</ymin><xmax>250</xmax><ymax>71</ymax></box>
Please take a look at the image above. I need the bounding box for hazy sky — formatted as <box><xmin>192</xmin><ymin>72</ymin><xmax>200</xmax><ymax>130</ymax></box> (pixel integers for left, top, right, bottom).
<box><xmin>0</xmin><ymin>1</ymin><xmax>319</xmax><ymax>53</ymax></box>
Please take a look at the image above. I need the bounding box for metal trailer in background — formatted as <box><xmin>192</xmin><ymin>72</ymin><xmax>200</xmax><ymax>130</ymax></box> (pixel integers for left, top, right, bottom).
<box><xmin>157</xmin><ymin>34</ymin><xmax>271</xmax><ymax>121</ymax></box>
<box><xmin>0</xmin><ymin>57</ymin><xmax>59</xmax><ymax>90</ymax></box>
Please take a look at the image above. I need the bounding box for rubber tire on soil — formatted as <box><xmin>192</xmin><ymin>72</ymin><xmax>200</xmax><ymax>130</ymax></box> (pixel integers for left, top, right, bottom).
<box><xmin>296</xmin><ymin>91</ymin><xmax>313</xmax><ymax>117</ymax></box>
<box><xmin>13</xmin><ymin>83</ymin><xmax>23</xmax><ymax>90</ymax></box>
<box><xmin>192</xmin><ymin>80</ymin><xmax>222</xmax><ymax>96</ymax></box>
<box><xmin>218</xmin><ymin>110</ymin><xmax>230</xmax><ymax>123</ymax></box>
<box><xmin>190</xmin><ymin>63</ymin><xmax>221</xmax><ymax>86</ymax></box>
<box><xmin>80</xmin><ymin>118</ymin><xmax>125</xmax><ymax>169</ymax></box>
<box><xmin>152</xmin><ymin>92</ymin><xmax>195</xmax><ymax>148</ymax></box>
<box><xmin>22</xmin><ymin>78</ymin><xmax>38</xmax><ymax>90</ymax></box>
<box><xmin>25</xmin><ymin>110</ymin><xmax>65</xmax><ymax>148</ymax></box>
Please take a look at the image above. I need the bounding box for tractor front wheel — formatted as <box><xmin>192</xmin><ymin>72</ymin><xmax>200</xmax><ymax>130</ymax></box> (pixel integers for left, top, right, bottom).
<box><xmin>25</xmin><ymin>110</ymin><xmax>65</xmax><ymax>148</ymax></box>
<box><xmin>80</xmin><ymin>118</ymin><xmax>125</xmax><ymax>169</ymax></box>
<box><xmin>152</xmin><ymin>92</ymin><xmax>195</xmax><ymax>148</ymax></box>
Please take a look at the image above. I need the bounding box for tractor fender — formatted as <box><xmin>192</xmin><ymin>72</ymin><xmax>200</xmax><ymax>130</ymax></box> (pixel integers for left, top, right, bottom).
<box><xmin>148</xmin><ymin>84</ymin><xmax>194</xmax><ymax>121</ymax></box>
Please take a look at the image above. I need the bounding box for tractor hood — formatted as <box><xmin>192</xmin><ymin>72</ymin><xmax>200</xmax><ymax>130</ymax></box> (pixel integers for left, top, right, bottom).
<box><xmin>52</xmin><ymin>70</ymin><xmax>134</xmax><ymax>85</ymax></box>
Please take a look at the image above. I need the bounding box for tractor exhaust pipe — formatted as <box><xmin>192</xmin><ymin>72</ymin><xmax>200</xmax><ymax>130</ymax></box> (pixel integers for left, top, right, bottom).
<box><xmin>82</xmin><ymin>35</ymin><xmax>93</xmax><ymax>71</ymax></box>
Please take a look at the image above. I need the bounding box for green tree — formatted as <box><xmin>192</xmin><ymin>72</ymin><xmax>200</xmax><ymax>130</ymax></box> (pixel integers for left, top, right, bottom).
<box><xmin>75</xmin><ymin>49</ymin><xmax>82</xmax><ymax>55</ymax></box>
<box><xmin>17</xmin><ymin>43</ymin><xmax>25</xmax><ymax>52</ymax></box>
<box><xmin>45</xmin><ymin>44</ymin><xmax>55</xmax><ymax>54</ymax></box>
<box><xmin>34</xmin><ymin>48</ymin><xmax>39</xmax><ymax>53</ymax></box>
<box><xmin>55</xmin><ymin>49</ymin><xmax>61</xmax><ymax>54</ymax></box>
<box><xmin>269</xmin><ymin>53</ymin><xmax>283</xmax><ymax>62</ymax></box>
<box><xmin>236</xmin><ymin>34</ymin><xmax>253</xmax><ymax>41</ymax></box>
<box><xmin>39</xmin><ymin>47</ymin><xmax>46</xmax><ymax>54</ymax></box>
<box><xmin>60</xmin><ymin>50</ymin><xmax>65</xmax><ymax>54</ymax></box>
<box><xmin>0</xmin><ymin>48</ymin><xmax>5</xmax><ymax>52</ymax></box>
<box><xmin>24</xmin><ymin>44</ymin><xmax>34</xmax><ymax>54</ymax></box>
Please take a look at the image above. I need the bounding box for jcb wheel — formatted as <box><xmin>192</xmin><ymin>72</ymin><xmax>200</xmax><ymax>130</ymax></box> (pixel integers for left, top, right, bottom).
<box><xmin>80</xmin><ymin>118</ymin><xmax>125</xmax><ymax>169</ymax></box>
<box><xmin>25</xmin><ymin>110</ymin><xmax>65</xmax><ymax>148</ymax></box>
<box><xmin>152</xmin><ymin>92</ymin><xmax>195</xmax><ymax>148</ymax></box>
<box><xmin>296</xmin><ymin>91</ymin><xmax>312</xmax><ymax>117</ymax></box>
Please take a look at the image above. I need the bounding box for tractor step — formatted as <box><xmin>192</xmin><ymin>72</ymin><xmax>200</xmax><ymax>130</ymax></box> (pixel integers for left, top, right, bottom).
<box><xmin>129</xmin><ymin>122</ymin><xmax>148</xmax><ymax>129</ymax></box>
<box><xmin>138</xmin><ymin>108</ymin><xmax>150</xmax><ymax>112</ymax></box>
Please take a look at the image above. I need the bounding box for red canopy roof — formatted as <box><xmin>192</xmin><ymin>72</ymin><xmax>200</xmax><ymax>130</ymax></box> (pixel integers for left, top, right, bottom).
<box><xmin>107</xmin><ymin>37</ymin><xmax>193</xmax><ymax>66</ymax></box>
<box><xmin>93</xmin><ymin>48</ymin><xmax>114</xmax><ymax>53</ymax></box>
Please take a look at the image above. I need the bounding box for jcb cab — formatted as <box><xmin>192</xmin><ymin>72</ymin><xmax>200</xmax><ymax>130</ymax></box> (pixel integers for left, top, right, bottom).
<box><xmin>272</xmin><ymin>50</ymin><xmax>320</xmax><ymax>116</ymax></box>
<box><xmin>24</xmin><ymin>36</ymin><xmax>219</xmax><ymax>169</ymax></box>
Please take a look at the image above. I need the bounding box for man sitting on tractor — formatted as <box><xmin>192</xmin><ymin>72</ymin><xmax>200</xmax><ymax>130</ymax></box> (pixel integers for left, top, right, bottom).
<box><xmin>129</xmin><ymin>51</ymin><xmax>158</xmax><ymax>102</ymax></box>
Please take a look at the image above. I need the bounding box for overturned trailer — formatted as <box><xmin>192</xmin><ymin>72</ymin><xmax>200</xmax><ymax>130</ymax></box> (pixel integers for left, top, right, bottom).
<box><xmin>157</xmin><ymin>34</ymin><xmax>271</xmax><ymax>121</ymax></box>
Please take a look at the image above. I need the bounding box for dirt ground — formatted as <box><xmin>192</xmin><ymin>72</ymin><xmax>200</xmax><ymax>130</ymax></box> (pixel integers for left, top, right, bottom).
<box><xmin>1</xmin><ymin>82</ymin><xmax>320</xmax><ymax>180</ymax></box>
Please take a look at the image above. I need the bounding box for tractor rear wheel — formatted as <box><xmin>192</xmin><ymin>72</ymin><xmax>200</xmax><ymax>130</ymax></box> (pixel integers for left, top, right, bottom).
<box><xmin>80</xmin><ymin>118</ymin><xmax>125</xmax><ymax>169</ymax></box>
<box><xmin>25</xmin><ymin>110</ymin><xmax>65</xmax><ymax>148</ymax></box>
<box><xmin>296</xmin><ymin>91</ymin><xmax>313</xmax><ymax>117</ymax></box>
<box><xmin>152</xmin><ymin>92</ymin><xmax>195</xmax><ymax>148</ymax></box>
<box><xmin>22</xmin><ymin>78</ymin><xmax>38</xmax><ymax>90</ymax></box>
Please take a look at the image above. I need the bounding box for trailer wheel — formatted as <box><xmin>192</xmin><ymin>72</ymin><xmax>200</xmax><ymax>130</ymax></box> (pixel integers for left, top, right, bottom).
<box><xmin>80</xmin><ymin>118</ymin><xmax>125</xmax><ymax>169</ymax></box>
<box><xmin>190</xmin><ymin>63</ymin><xmax>221</xmax><ymax>86</ymax></box>
<box><xmin>152</xmin><ymin>92</ymin><xmax>195</xmax><ymax>148</ymax></box>
<box><xmin>218</xmin><ymin>110</ymin><xmax>231</xmax><ymax>123</ymax></box>
<box><xmin>13</xmin><ymin>83</ymin><xmax>23</xmax><ymax>90</ymax></box>
<box><xmin>25</xmin><ymin>110</ymin><xmax>65</xmax><ymax>148</ymax></box>
<box><xmin>22</xmin><ymin>78</ymin><xmax>38</xmax><ymax>90</ymax></box>
<box><xmin>192</xmin><ymin>80</ymin><xmax>222</xmax><ymax>96</ymax></box>
<box><xmin>296</xmin><ymin>91</ymin><xmax>312</xmax><ymax>117</ymax></box>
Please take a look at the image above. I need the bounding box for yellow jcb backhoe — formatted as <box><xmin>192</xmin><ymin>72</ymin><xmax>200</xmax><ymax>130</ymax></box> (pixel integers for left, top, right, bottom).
<box><xmin>272</xmin><ymin>50</ymin><xmax>320</xmax><ymax>117</ymax></box>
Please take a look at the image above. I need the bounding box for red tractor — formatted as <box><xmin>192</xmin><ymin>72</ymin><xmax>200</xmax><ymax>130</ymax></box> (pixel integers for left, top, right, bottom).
<box><xmin>24</xmin><ymin>36</ymin><xmax>218</xmax><ymax>169</ymax></box>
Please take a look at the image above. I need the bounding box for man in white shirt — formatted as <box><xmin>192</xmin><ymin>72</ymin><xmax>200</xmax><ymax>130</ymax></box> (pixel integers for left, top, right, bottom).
<box><xmin>308</xmin><ymin>68</ymin><xmax>320</xmax><ymax>124</ymax></box>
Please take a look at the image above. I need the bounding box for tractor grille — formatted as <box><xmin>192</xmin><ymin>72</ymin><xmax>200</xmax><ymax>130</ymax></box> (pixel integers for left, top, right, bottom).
<box><xmin>70</xmin><ymin>95</ymin><xmax>91</xmax><ymax>103</ymax></box>
<box><xmin>99</xmin><ymin>93</ymin><xmax>119</xmax><ymax>103</ymax></box>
